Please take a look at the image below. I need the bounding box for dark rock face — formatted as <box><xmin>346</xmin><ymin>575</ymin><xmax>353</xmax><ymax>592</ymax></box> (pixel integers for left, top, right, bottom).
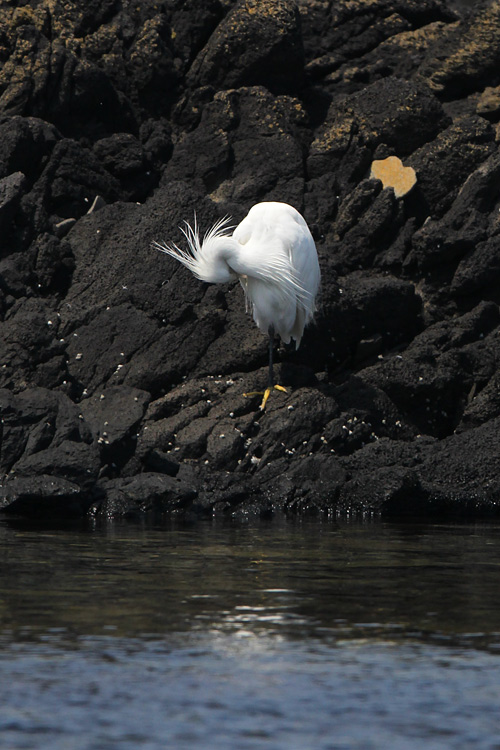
<box><xmin>1</xmin><ymin>0</ymin><xmax>500</xmax><ymax>520</ymax></box>
<box><xmin>187</xmin><ymin>0</ymin><xmax>305</xmax><ymax>94</ymax></box>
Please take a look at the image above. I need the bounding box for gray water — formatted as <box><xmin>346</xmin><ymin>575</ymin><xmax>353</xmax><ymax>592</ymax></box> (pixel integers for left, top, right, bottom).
<box><xmin>1</xmin><ymin>517</ymin><xmax>500</xmax><ymax>750</ymax></box>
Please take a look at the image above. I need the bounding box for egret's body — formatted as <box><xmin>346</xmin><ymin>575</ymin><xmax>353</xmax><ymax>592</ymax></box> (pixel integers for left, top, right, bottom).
<box><xmin>154</xmin><ymin>201</ymin><xmax>320</xmax><ymax>408</ymax></box>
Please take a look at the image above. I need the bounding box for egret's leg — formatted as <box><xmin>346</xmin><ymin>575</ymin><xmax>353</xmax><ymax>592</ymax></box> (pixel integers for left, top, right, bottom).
<box><xmin>268</xmin><ymin>324</ymin><xmax>275</xmax><ymax>386</ymax></box>
<box><xmin>244</xmin><ymin>326</ymin><xmax>287</xmax><ymax>409</ymax></box>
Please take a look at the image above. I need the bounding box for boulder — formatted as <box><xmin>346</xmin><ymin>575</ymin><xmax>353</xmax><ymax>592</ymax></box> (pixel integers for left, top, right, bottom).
<box><xmin>1</xmin><ymin>0</ymin><xmax>500</xmax><ymax>520</ymax></box>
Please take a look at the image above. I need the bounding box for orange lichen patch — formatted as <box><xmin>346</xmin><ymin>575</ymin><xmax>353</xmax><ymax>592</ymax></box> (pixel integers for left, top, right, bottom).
<box><xmin>370</xmin><ymin>156</ymin><xmax>417</xmax><ymax>199</ymax></box>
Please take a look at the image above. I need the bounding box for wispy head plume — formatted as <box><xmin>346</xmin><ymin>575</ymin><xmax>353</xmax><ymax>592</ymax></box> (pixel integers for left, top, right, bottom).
<box><xmin>152</xmin><ymin>214</ymin><xmax>234</xmax><ymax>279</ymax></box>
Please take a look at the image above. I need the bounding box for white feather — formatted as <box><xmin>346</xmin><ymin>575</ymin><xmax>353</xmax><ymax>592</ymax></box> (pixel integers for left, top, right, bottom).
<box><xmin>154</xmin><ymin>201</ymin><xmax>320</xmax><ymax>347</ymax></box>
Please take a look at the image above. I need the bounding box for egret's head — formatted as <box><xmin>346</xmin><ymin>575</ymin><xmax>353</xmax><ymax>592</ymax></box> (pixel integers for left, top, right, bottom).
<box><xmin>154</xmin><ymin>216</ymin><xmax>237</xmax><ymax>284</ymax></box>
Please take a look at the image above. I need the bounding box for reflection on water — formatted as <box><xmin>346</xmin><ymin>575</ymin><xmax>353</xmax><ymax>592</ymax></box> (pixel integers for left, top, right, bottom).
<box><xmin>2</xmin><ymin>518</ymin><xmax>500</xmax><ymax>646</ymax></box>
<box><xmin>1</xmin><ymin>518</ymin><xmax>500</xmax><ymax>749</ymax></box>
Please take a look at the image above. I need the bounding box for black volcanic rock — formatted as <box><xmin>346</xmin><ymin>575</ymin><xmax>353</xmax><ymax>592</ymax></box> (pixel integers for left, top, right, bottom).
<box><xmin>0</xmin><ymin>475</ymin><xmax>90</xmax><ymax>518</ymax></box>
<box><xmin>96</xmin><ymin>472</ymin><xmax>198</xmax><ymax>518</ymax></box>
<box><xmin>187</xmin><ymin>0</ymin><xmax>305</xmax><ymax>95</ymax></box>
<box><xmin>0</xmin><ymin>171</ymin><xmax>27</xmax><ymax>244</ymax></box>
<box><xmin>1</xmin><ymin>0</ymin><xmax>500</xmax><ymax>521</ymax></box>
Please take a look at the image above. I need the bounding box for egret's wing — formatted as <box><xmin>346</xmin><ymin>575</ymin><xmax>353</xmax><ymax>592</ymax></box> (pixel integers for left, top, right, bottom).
<box><xmin>228</xmin><ymin>202</ymin><xmax>321</xmax><ymax>346</ymax></box>
<box><xmin>231</xmin><ymin>213</ymin><xmax>308</xmax><ymax>304</ymax></box>
<box><xmin>287</xmin><ymin>226</ymin><xmax>321</xmax><ymax>319</ymax></box>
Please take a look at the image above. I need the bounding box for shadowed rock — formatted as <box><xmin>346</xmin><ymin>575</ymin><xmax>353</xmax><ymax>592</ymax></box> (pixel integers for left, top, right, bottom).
<box><xmin>1</xmin><ymin>0</ymin><xmax>500</xmax><ymax>521</ymax></box>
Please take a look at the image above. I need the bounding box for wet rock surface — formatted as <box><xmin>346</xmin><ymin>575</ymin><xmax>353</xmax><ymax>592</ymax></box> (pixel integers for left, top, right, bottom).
<box><xmin>1</xmin><ymin>0</ymin><xmax>500</xmax><ymax>521</ymax></box>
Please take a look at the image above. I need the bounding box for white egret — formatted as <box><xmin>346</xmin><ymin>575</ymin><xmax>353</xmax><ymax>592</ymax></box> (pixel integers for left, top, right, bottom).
<box><xmin>154</xmin><ymin>201</ymin><xmax>320</xmax><ymax>409</ymax></box>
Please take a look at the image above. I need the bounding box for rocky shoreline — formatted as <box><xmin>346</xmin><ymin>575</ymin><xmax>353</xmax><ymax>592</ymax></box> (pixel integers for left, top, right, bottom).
<box><xmin>1</xmin><ymin>0</ymin><xmax>500</xmax><ymax>521</ymax></box>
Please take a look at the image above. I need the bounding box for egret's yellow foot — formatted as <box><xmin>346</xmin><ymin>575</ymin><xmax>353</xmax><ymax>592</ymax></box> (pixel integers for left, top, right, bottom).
<box><xmin>243</xmin><ymin>384</ymin><xmax>287</xmax><ymax>410</ymax></box>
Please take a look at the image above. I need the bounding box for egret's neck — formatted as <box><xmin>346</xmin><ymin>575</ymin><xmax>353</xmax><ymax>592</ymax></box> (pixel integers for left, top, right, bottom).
<box><xmin>198</xmin><ymin>235</ymin><xmax>240</xmax><ymax>284</ymax></box>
